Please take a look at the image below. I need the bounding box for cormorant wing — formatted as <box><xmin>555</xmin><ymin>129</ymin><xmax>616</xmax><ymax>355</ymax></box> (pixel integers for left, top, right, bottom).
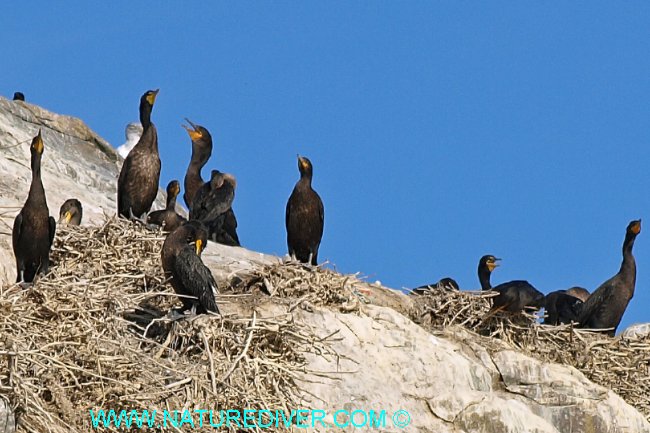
<box><xmin>318</xmin><ymin>194</ymin><xmax>324</xmax><ymax>226</ymax></box>
<box><xmin>12</xmin><ymin>211</ymin><xmax>23</xmax><ymax>251</ymax></box>
<box><xmin>175</xmin><ymin>247</ymin><xmax>220</xmax><ymax>313</ymax></box>
<box><xmin>285</xmin><ymin>197</ymin><xmax>291</xmax><ymax>229</ymax></box>
<box><xmin>48</xmin><ymin>216</ymin><xmax>56</xmax><ymax>247</ymax></box>
<box><xmin>578</xmin><ymin>279</ymin><xmax>616</xmax><ymax>327</ymax></box>
<box><xmin>193</xmin><ymin>184</ymin><xmax>234</xmax><ymax>223</ymax></box>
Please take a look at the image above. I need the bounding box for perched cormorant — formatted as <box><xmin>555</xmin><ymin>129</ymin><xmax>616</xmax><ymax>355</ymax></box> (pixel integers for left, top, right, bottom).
<box><xmin>182</xmin><ymin>119</ymin><xmax>212</xmax><ymax>208</ymax></box>
<box><xmin>578</xmin><ymin>219</ymin><xmax>641</xmax><ymax>335</ymax></box>
<box><xmin>58</xmin><ymin>199</ymin><xmax>83</xmax><ymax>225</ymax></box>
<box><xmin>478</xmin><ymin>255</ymin><xmax>544</xmax><ymax>313</ymax></box>
<box><xmin>190</xmin><ymin>171</ymin><xmax>238</xmax><ymax>244</ymax></box>
<box><xmin>286</xmin><ymin>156</ymin><xmax>324</xmax><ymax>266</ymax></box>
<box><xmin>117</xmin><ymin>89</ymin><xmax>160</xmax><ymax>220</ymax></box>
<box><xmin>543</xmin><ymin>287</ymin><xmax>590</xmax><ymax>325</ymax></box>
<box><xmin>162</xmin><ymin>221</ymin><xmax>219</xmax><ymax>314</ymax></box>
<box><xmin>12</xmin><ymin>130</ymin><xmax>56</xmax><ymax>283</ymax></box>
<box><xmin>182</xmin><ymin>120</ymin><xmax>240</xmax><ymax>246</ymax></box>
<box><xmin>411</xmin><ymin>277</ymin><xmax>459</xmax><ymax>295</ymax></box>
<box><xmin>116</xmin><ymin>122</ymin><xmax>144</xmax><ymax>158</ymax></box>
<box><xmin>147</xmin><ymin>180</ymin><xmax>186</xmax><ymax>232</ymax></box>
<box><xmin>13</xmin><ymin>92</ymin><xmax>25</xmax><ymax>101</ymax></box>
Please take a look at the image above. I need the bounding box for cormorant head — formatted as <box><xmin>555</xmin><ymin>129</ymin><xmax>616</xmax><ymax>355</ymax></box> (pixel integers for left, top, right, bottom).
<box><xmin>437</xmin><ymin>277</ymin><xmax>459</xmax><ymax>291</ymax></box>
<box><xmin>479</xmin><ymin>255</ymin><xmax>501</xmax><ymax>273</ymax></box>
<box><xmin>59</xmin><ymin>198</ymin><xmax>82</xmax><ymax>224</ymax></box>
<box><xmin>566</xmin><ymin>286</ymin><xmax>590</xmax><ymax>302</ymax></box>
<box><xmin>141</xmin><ymin>89</ymin><xmax>159</xmax><ymax>107</ymax></box>
<box><xmin>297</xmin><ymin>155</ymin><xmax>313</xmax><ymax>177</ymax></box>
<box><xmin>526</xmin><ymin>288</ymin><xmax>546</xmax><ymax>309</ymax></box>
<box><xmin>30</xmin><ymin>130</ymin><xmax>44</xmax><ymax>155</ymax></box>
<box><xmin>182</xmin><ymin>119</ymin><xmax>212</xmax><ymax>143</ymax></box>
<box><xmin>627</xmin><ymin>219</ymin><xmax>641</xmax><ymax>236</ymax></box>
<box><xmin>13</xmin><ymin>92</ymin><xmax>25</xmax><ymax>101</ymax></box>
<box><xmin>183</xmin><ymin>220</ymin><xmax>208</xmax><ymax>256</ymax></box>
<box><xmin>209</xmin><ymin>170</ymin><xmax>226</xmax><ymax>189</ymax></box>
<box><xmin>167</xmin><ymin>180</ymin><xmax>181</xmax><ymax>199</ymax></box>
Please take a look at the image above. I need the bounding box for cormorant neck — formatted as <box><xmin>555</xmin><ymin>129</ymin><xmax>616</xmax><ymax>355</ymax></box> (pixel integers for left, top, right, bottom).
<box><xmin>166</xmin><ymin>194</ymin><xmax>177</xmax><ymax>210</ymax></box>
<box><xmin>478</xmin><ymin>267</ymin><xmax>492</xmax><ymax>290</ymax></box>
<box><xmin>31</xmin><ymin>152</ymin><xmax>42</xmax><ymax>179</ymax></box>
<box><xmin>299</xmin><ymin>172</ymin><xmax>313</xmax><ymax>187</ymax></box>
<box><xmin>140</xmin><ymin>102</ymin><xmax>153</xmax><ymax>129</ymax></box>
<box><xmin>620</xmin><ymin>232</ymin><xmax>637</xmax><ymax>282</ymax></box>
<box><xmin>189</xmin><ymin>153</ymin><xmax>208</xmax><ymax>171</ymax></box>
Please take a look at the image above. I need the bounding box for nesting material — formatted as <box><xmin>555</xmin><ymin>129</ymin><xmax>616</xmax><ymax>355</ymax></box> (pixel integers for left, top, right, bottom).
<box><xmin>412</xmin><ymin>286</ymin><xmax>650</xmax><ymax>421</ymax></box>
<box><xmin>229</xmin><ymin>261</ymin><xmax>363</xmax><ymax>313</ymax></box>
<box><xmin>0</xmin><ymin>219</ymin><xmax>330</xmax><ymax>433</ymax></box>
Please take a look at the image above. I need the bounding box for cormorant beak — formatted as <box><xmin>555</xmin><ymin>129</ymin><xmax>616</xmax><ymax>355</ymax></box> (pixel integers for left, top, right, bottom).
<box><xmin>146</xmin><ymin>89</ymin><xmax>159</xmax><ymax>105</ymax></box>
<box><xmin>297</xmin><ymin>155</ymin><xmax>309</xmax><ymax>171</ymax></box>
<box><xmin>487</xmin><ymin>258</ymin><xmax>501</xmax><ymax>272</ymax></box>
<box><xmin>632</xmin><ymin>220</ymin><xmax>642</xmax><ymax>234</ymax></box>
<box><xmin>64</xmin><ymin>211</ymin><xmax>72</xmax><ymax>223</ymax></box>
<box><xmin>32</xmin><ymin>129</ymin><xmax>44</xmax><ymax>154</ymax></box>
<box><xmin>195</xmin><ymin>239</ymin><xmax>203</xmax><ymax>255</ymax></box>
<box><xmin>182</xmin><ymin>119</ymin><xmax>203</xmax><ymax>140</ymax></box>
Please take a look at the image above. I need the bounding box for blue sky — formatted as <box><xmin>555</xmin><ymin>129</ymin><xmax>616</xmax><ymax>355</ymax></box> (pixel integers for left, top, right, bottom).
<box><xmin>3</xmin><ymin>2</ymin><xmax>650</xmax><ymax>332</ymax></box>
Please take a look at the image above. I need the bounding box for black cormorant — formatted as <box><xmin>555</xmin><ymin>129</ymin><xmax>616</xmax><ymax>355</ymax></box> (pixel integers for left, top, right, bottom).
<box><xmin>13</xmin><ymin>92</ymin><xmax>25</xmax><ymax>101</ymax></box>
<box><xmin>578</xmin><ymin>219</ymin><xmax>641</xmax><ymax>335</ymax></box>
<box><xmin>543</xmin><ymin>287</ymin><xmax>590</xmax><ymax>325</ymax></box>
<box><xmin>117</xmin><ymin>89</ymin><xmax>160</xmax><ymax>220</ymax></box>
<box><xmin>286</xmin><ymin>156</ymin><xmax>324</xmax><ymax>266</ymax></box>
<box><xmin>147</xmin><ymin>180</ymin><xmax>186</xmax><ymax>232</ymax></box>
<box><xmin>12</xmin><ymin>130</ymin><xmax>56</xmax><ymax>283</ymax></box>
<box><xmin>161</xmin><ymin>221</ymin><xmax>219</xmax><ymax>314</ymax></box>
<box><xmin>182</xmin><ymin>120</ymin><xmax>240</xmax><ymax>246</ymax></box>
<box><xmin>58</xmin><ymin>199</ymin><xmax>83</xmax><ymax>225</ymax></box>
<box><xmin>190</xmin><ymin>171</ymin><xmax>238</xmax><ymax>244</ymax></box>
<box><xmin>182</xmin><ymin>119</ymin><xmax>212</xmax><ymax>208</ymax></box>
<box><xmin>411</xmin><ymin>277</ymin><xmax>459</xmax><ymax>295</ymax></box>
<box><xmin>478</xmin><ymin>255</ymin><xmax>544</xmax><ymax>313</ymax></box>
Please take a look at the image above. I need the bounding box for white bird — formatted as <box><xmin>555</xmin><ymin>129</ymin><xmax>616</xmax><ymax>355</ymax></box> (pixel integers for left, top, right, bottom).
<box><xmin>116</xmin><ymin>122</ymin><xmax>144</xmax><ymax>158</ymax></box>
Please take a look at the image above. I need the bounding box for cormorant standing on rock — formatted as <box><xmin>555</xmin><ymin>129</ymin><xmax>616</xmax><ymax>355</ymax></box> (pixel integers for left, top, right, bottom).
<box><xmin>12</xmin><ymin>130</ymin><xmax>56</xmax><ymax>283</ymax></box>
<box><xmin>286</xmin><ymin>155</ymin><xmax>324</xmax><ymax>266</ymax></box>
<box><xmin>117</xmin><ymin>89</ymin><xmax>160</xmax><ymax>220</ymax></box>
<box><xmin>58</xmin><ymin>199</ymin><xmax>83</xmax><ymax>225</ymax></box>
<box><xmin>116</xmin><ymin>122</ymin><xmax>144</xmax><ymax>158</ymax></box>
<box><xmin>162</xmin><ymin>221</ymin><xmax>219</xmax><ymax>314</ymax></box>
<box><xmin>182</xmin><ymin>120</ymin><xmax>240</xmax><ymax>246</ymax></box>
<box><xmin>13</xmin><ymin>92</ymin><xmax>25</xmax><ymax>101</ymax></box>
<box><xmin>578</xmin><ymin>219</ymin><xmax>641</xmax><ymax>335</ymax></box>
<box><xmin>147</xmin><ymin>180</ymin><xmax>186</xmax><ymax>232</ymax></box>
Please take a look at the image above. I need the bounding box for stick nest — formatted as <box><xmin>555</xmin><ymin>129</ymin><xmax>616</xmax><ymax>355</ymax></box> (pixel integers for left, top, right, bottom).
<box><xmin>0</xmin><ymin>218</ymin><xmax>330</xmax><ymax>433</ymax></box>
<box><xmin>229</xmin><ymin>262</ymin><xmax>363</xmax><ymax>314</ymax></box>
<box><xmin>411</xmin><ymin>286</ymin><xmax>650</xmax><ymax>421</ymax></box>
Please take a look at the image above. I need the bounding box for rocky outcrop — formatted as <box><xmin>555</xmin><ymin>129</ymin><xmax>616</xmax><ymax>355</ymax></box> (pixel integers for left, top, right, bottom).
<box><xmin>1</xmin><ymin>97</ymin><xmax>649</xmax><ymax>433</ymax></box>
<box><xmin>0</xmin><ymin>96</ymin><xmax>164</xmax><ymax>283</ymax></box>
